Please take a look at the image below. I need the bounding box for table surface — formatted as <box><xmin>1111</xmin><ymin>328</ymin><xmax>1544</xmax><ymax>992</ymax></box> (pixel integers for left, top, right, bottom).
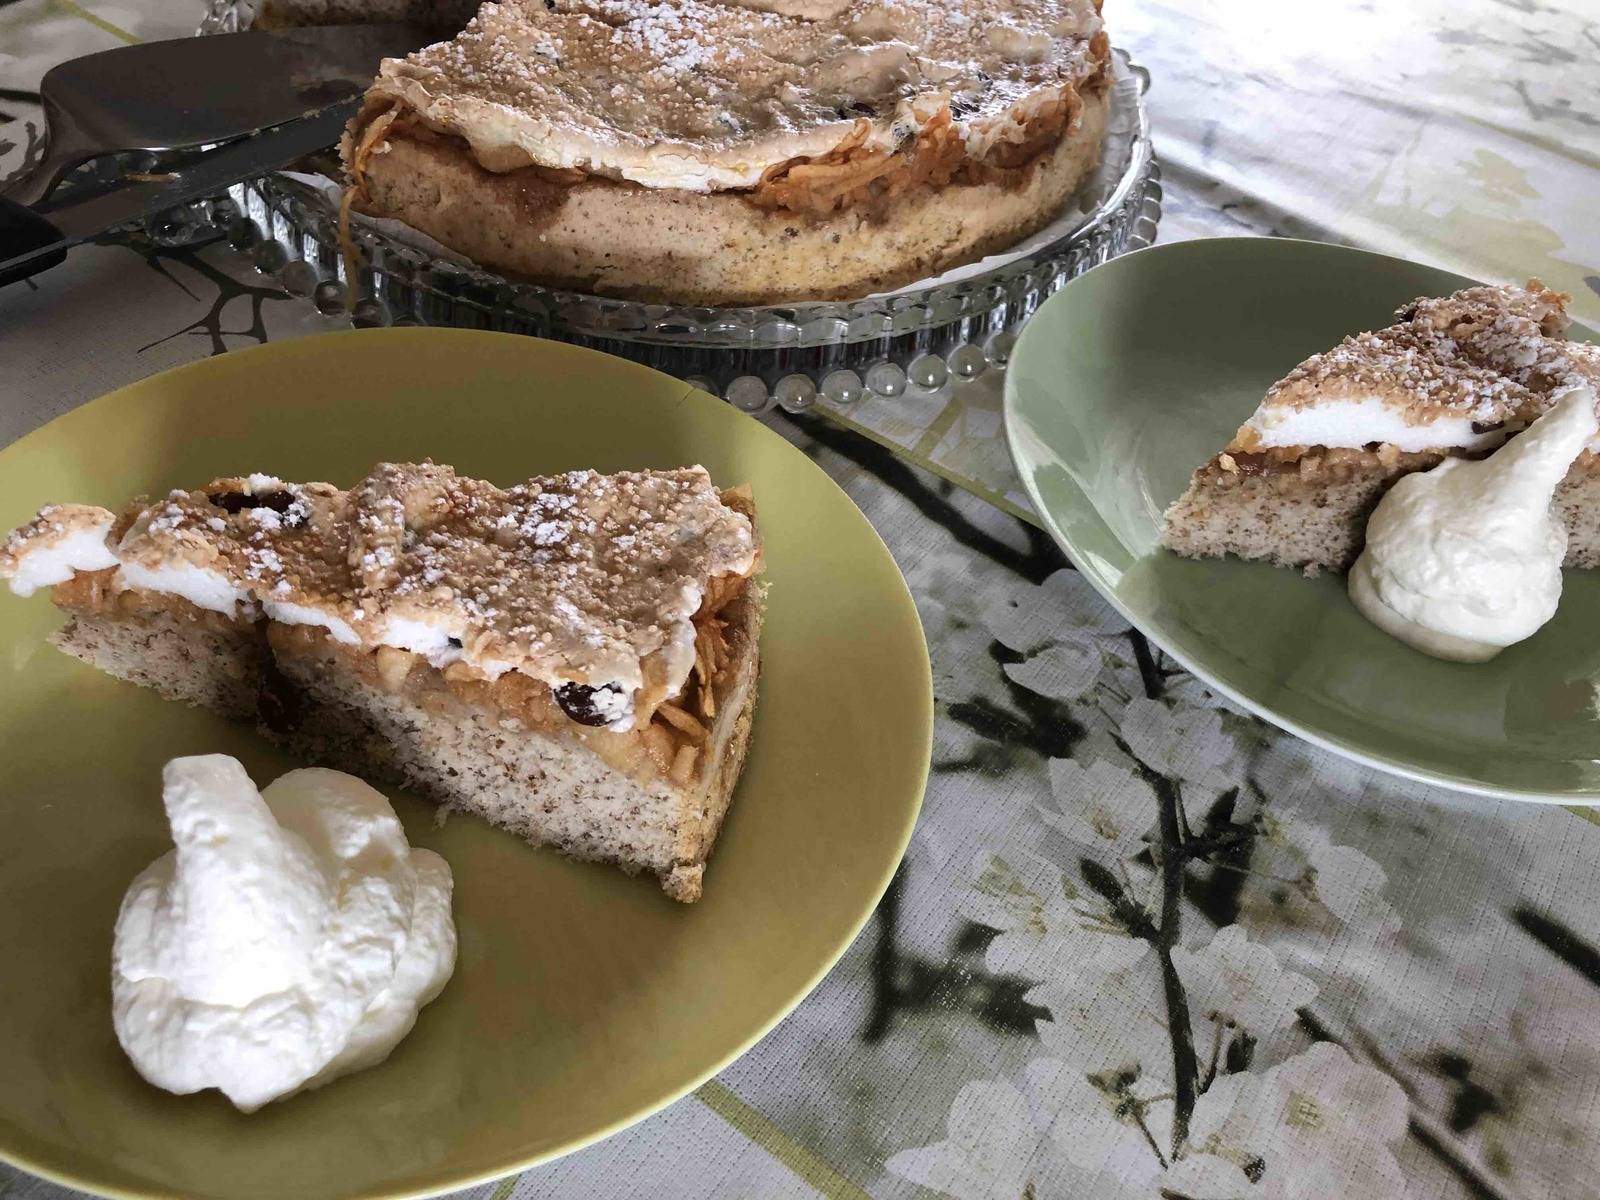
<box><xmin>3</xmin><ymin>3</ymin><xmax>1600</xmax><ymax>1198</ymax></box>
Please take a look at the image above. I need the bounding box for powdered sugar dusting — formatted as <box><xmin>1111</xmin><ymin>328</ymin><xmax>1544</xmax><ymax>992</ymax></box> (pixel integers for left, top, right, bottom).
<box><xmin>365</xmin><ymin>0</ymin><xmax>1109</xmax><ymax>188</ymax></box>
<box><xmin>1257</xmin><ymin>280</ymin><xmax>1600</xmax><ymax>431</ymax></box>
<box><xmin>101</xmin><ymin>462</ymin><xmax>756</xmax><ymax>692</ymax></box>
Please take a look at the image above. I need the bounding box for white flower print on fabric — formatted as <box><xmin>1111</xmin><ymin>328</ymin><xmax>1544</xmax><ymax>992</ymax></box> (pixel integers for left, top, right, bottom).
<box><xmin>1162</xmin><ymin>1042</ymin><xmax>1410</xmax><ymax>1199</ymax></box>
<box><xmin>1040</xmin><ymin>1058</ymin><xmax>1172</xmax><ymax>1189</ymax></box>
<box><xmin>1120</xmin><ymin>697</ymin><xmax>1241</xmax><ymax>797</ymax></box>
<box><xmin>891</xmin><ymin>1044</ymin><xmax>1409</xmax><ymax>1200</ymax></box>
<box><xmin>1310</xmin><ymin>936</ymin><xmax>1600</xmax><ymax>1200</ymax></box>
<box><xmin>1171</xmin><ymin>926</ymin><xmax>1319</xmax><ymax>1042</ymax></box>
<box><xmin>1043</xmin><ymin>759</ymin><xmax>1159</xmax><ymax>864</ymax></box>
<box><xmin>914</xmin><ymin>546</ymin><xmax>1435</xmax><ymax>1200</ymax></box>
<box><xmin>966</xmin><ymin>851</ymin><xmax>1151</xmax><ymax>984</ymax></box>
<box><xmin>886</xmin><ymin>1058</ymin><xmax>1160</xmax><ymax>1200</ymax></box>
<box><xmin>1291</xmin><ymin>823</ymin><xmax>1399</xmax><ymax>930</ymax></box>
<box><xmin>1032</xmin><ymin>960</ymin><xmax>1169</xmax><ymax>1080</ymax></box>
<box><xmin>1004</xmin><ymin>644</ymin><xmax>1106</xmax><ymax>702</ymax></box>
<box><xmin>984</xmin><ymin>568</ymin><xmax>1129</xmax><ymax>652</ymax></box>
<box><xmin>1236</xmin><ymin>810</ymin><xmax>1402</xmax><ymax>964</ymax></box>
<box><xmin>984</xmin><ymin>568</ymin><xmax>1129</xmax><ymax>701</ymax></box>
<box><xmin>890</xmin><ymin>1044</ymin><xmax>1408</xmax><ymax>1200</ymax></box>
<box><xmin>882</xmin><ymin>1072</ymin><xmax>1045</xmax><ymax>1200</ymax></box>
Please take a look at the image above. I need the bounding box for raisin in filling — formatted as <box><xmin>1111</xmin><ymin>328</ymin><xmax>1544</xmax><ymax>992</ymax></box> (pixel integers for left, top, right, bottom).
<box><xmin>255</xmin><ymin>621</ymin><xmax>305</xmax><ymax>735</ymax></box>
<box><xmin>553</xmin><ymin>682</ymin><xmax>625</xmax><ymax>727</ymax></box>
<box><xmin>208</xmin><ymin>489</ymin><xmax>305</xmax><ymax>528</ymax></box>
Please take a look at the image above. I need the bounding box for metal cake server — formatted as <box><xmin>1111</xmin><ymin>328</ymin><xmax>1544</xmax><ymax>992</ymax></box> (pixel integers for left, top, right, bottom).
<box><xmin>0</xmin><ymin>101</ymin><xmax>359</xmax><ymax>288</ymax></box>
<box><xmin>1</xmin><ymin>24</ymin><xmax>427</xmax><ymax>209</ymax></box>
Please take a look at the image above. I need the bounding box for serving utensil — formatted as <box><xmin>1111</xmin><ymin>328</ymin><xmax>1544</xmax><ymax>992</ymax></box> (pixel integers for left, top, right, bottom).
<box><xmin>0</xmin><ymin>24</ymin><xmax>429</xmax><ymax>288</ymax></box>
<box><xmin>0</xmin><ymin>101</ymin><xmax>358</xmax><ymax>287</ymax></box>
<box><xmin>1</xmin><ymin>25</ymin><xmax>423</xmax><ymax>208</ymax></box>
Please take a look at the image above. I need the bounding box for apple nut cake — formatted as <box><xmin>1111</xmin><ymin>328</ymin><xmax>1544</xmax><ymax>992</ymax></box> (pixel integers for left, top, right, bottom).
<box><xmin>0</xmin><ymin>462</ymin><xmax>763</xmax><ymax>901</ymax></box>
<box><xmin>1162</xmin><ymin>281</ymin><xmax>1600</xmax><ymax>575</ymax></box>
<box><xmin>339</xmin><ymin>0</ymin><xmax>1115</xmax><ymax>303</ymax></box>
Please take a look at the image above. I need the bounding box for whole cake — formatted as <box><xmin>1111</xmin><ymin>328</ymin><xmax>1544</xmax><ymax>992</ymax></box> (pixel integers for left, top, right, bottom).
<box><xmin>0</xmin><ymin>463</ymin><xmax>763</xmax><ymax>902</ymax></box>
<box><xmin>340</xmin><ymin>0</ymin><xmax>1114</xmax><ymax>304</ymax></box>
<box><xmin>1162</xmin><ymin>281</ymin><xmax>1600</xmax><ymax>574</ymax></box>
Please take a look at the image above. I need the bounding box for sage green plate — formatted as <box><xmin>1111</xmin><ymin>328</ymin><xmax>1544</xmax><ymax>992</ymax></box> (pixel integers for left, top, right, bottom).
<box><xmin>0</xmin><ymin>331</ymin><xmax>931</xmax><ymax>1199</ymax></box>
<box><xmin>1005</xmin><ymin>237</ymin><xmax>1600</xmax><ymax>801</ymax></box>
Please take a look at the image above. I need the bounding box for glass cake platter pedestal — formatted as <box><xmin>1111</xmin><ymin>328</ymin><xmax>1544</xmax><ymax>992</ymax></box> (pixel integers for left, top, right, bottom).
<box><xmin>193</xmin><ymin>5</ymin><xmax>1162</xmax><ymax>416</ymax></box>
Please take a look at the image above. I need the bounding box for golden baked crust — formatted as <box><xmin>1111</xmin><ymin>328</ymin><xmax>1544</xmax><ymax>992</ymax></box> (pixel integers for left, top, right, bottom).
<box><xmin>96</xmin><ymin>464</ymin><xmax>750</xmax><ymax>694</ymax></box>
<box><xmin>6</xmin><ymin>464</ymin><xmax>766</xmax><ymax>901</ymax></box>
<box><xmin>349</xmin><ymin>87</ymin><xmax>1108</xmax><ymax>304</ymax></box>
<box><xmin>1232</xmin><ymin>280</ymin><xmax>1600</xmax><ymax>453</ymax></box>
<box><xmin>356</xmin><ymin>0</ymin><xmax>1110</xmax><ymax>189</ymax></box>
<box><xmin>4</xmin><ymin>464</ymin><xmax>759</xmax><ymax>736</ymax></box>
<box><xmin>663</xmin><ymin>585</ymin><xmax>762</xmax><ymax>900</ymax></box>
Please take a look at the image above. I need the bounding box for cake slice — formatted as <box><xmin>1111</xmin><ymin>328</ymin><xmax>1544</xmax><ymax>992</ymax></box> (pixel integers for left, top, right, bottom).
<box><xmin>1162</xmin><ymin>280</ymin><xmax>1600</xmax><ymax>574</ymax></box>
<box><xmin>0</xmin><ymin>463</ymin><xmax>762</xmax><ymax>902</ymax></box>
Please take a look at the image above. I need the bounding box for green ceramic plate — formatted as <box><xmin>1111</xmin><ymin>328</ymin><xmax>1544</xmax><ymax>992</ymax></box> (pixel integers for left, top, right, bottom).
<box><xmin>1005</xmin><ymin>237</ymin><xmax>1600</xmax><ymax>801</ymax></box>
<box><xmin>0</xmin><ymin>331</ymin><xmax>931</xmax><ymax>1199</ymax></box>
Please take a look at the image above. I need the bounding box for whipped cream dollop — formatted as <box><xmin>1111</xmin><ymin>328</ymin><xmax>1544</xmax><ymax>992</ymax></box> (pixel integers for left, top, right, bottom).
<box><xmin>1348</xmin><ymin>385</ymin><xmax>1598</xmax><ymax>662</ymax></box>
<box><xmin>112</xmin><ymin>755</ymin><xmax>456</xmax><ymax>1112</ymax></box>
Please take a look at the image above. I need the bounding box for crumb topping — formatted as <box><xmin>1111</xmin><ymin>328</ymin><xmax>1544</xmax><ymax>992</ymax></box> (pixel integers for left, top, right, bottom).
<box><xmin>1242</xmin><ymin>281</ymin><xmax>1600</xmax><ymax>444</ymax></box>
<box><xmin>75</xmin><ymin>463</ymin><xmax>755</xmax><ymax>690</ymax></box>
<box><xmin>0</xmin><ymin>504</ymin><xmax>115</xmax><ymax>572</ymax></box>
<box><xmin>357</xmin><ymin>0</ymin><xmax>1108</xmax><ymax>190</ymax></box>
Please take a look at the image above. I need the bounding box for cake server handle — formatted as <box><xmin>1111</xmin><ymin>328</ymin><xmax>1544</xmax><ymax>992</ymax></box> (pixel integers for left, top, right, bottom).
<box><xmin>0</xmin><ymin>197</ymin><xmax>67</xmax><ymax>287</ymax></box>
<box><xmin>0</xmin><ymin>100</ymin><xmax>358</xmax><ymax>291</ymax></box>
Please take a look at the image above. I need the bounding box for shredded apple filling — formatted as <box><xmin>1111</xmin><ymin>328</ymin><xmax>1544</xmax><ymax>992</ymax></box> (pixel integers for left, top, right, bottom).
<box><xmin>750</xmin><ymin>49</ymin><xmax>1108</xmax><ymax>216</ymax></box>
<box><xmin>1211</xmin><ymin>442</ymin><xmax>1600</xmax><ymax>485</ymax></box>
<box><xmin>50</xmin><ymin>568</ymin><xmax>749</xmax><ymax>786</ymax></box>
<box><xmin>342</xmin><ymin>47</ymin><xmax>1110</xmax><ymax>226</ymax></box>
<box><xmin>46</xmin><ymin>481</ymin><xmax>759</xmax><ymax>787</ymax></box>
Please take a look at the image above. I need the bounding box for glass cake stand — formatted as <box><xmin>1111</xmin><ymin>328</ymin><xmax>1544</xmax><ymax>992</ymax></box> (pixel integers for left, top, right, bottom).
<box><xmin>196</xmin><ymin>2</ymin><xmax>1162</xmax><ymax>414</ymax></box>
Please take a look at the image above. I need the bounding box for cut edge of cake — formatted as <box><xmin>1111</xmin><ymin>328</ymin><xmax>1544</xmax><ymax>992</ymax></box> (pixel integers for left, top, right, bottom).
<box><xmin>1161</xmin><ymin>280</ymin><xmax>1600</xmax><ymax>575</ymax></box>
<box><xmin>2</xmin><ymin>464</ymin><xmax>765</xmax><ymax>902</ymax></box>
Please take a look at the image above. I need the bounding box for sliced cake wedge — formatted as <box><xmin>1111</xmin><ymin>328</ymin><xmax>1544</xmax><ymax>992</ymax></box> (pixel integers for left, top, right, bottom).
<box><xmin>1162</xmin><ymin>280</ymin><xmax>1600</xmax><ymax>574</ymax></box>
<box><xmin>0</xmin><ymin>463</ymin><xmax>762</xmax><ymax>902</ymax></box>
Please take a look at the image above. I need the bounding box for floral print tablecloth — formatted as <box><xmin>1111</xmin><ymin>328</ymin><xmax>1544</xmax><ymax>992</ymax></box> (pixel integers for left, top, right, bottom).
<box><xmin>3</xmin><ymin>2</ymin><xmax>1600</xmax><ymax>1198</ymax></box>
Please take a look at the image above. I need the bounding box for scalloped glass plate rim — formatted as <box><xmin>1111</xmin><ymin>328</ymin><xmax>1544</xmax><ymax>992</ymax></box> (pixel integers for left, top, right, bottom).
<box><xmin>196</xmin><ymin>0</ymin><xmax>1155</xmax><ymax>351</ymax></box>
<box><xmin>293</xmin><ymin>70</ymin><xmax>1152</xmax><ymax>349</ymax></box>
